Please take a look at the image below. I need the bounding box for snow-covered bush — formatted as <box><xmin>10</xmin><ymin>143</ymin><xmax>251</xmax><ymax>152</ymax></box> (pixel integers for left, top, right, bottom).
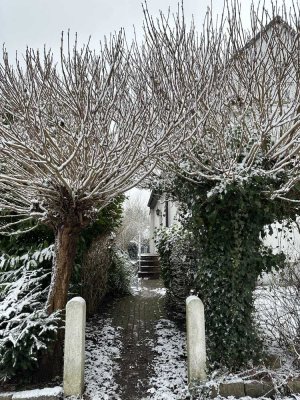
<box><xmin>155</xmin><ymin>225</ymin><xmax>198</xmax><ymax>319</ymax></box>
<box><xmin>255</xmin><ymin>263</ymin><xmax>300</xmax><ymax>359</ymax></box>
<box><xmin>0</xmin><ymin>246</ymin><xmax>60</xmax><ymax>382</ymax></box>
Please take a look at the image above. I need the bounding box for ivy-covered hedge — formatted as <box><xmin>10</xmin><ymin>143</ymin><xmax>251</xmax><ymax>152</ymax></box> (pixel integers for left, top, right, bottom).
<box><xmin>155</xmin><ymin>173</ymin><xmax>298</xmax><ymax>369</ymax></box>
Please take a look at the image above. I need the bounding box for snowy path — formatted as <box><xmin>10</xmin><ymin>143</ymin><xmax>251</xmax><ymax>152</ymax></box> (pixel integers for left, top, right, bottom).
<box><xmin>84</xmin><ymin>279</ymin><xmax>188</xmax><ymax>400</ymax></box>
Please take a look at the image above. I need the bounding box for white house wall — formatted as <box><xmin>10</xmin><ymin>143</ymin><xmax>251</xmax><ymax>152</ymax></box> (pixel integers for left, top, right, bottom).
<box><xmin>149</xmin><ymin>195</ymin><xmax>179</xmax><ymax>253</ymax></box>
<box><xmin>263</xmin><ymin>219</ymin><xmax>300</xmax><ymax>262</ymax></box>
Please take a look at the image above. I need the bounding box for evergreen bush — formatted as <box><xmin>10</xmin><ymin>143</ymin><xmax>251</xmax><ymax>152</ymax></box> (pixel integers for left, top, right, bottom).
<box><xmin>107</xmin><ymin>246</ymin><xmax>134</xmax><ymax>296</ymax></box>
<box><xmin>155</xmin><ymin>225</ymin><xmax>198</xmax><ymax>318</ymax></box>
<box><xmin>0</xmin><ymin>246</ymin><xmax>60</xmax><ymax>382</ymax></box>
<box><xmin>127</xmin><ymin>241</ymin><xmax>138</xmax><ymax>260</ymax></box>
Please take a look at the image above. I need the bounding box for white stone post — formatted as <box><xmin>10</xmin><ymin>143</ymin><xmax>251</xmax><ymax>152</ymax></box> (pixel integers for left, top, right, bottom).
<box><xmin>186</xmin><ymin>295</ymin><xmax>207</xmax><ymax>386</ymax></box>
<box><xmin>63</xmin><ymin>297</ymin><xmax>86</xmax><ymax>397</ymax></box>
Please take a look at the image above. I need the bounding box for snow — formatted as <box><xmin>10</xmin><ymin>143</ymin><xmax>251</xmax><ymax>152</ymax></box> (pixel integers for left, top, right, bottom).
<box><xmin>146</xmin><ymin>319</ymin><xmax>189</xmax><ymax>400</ymax></box>
<box><xmin>84</xmin><ymin>317</ymin><xmax>123</xmax><ymax>400</ymax></box>
<box><xmin>12</xmin><ymin>386</ymin><xmax>62</xmax><ymax>399</ymax></box>
<box><xmin>212</xmin><ymin>398</ymin><xmax>300</xmax><ymax>400</ymax></box>
<box><xmin>73</xmin><ymin>279</ymin><xmax>300</xmax><ymax>400</ymax></box>
<box><xmin>148</xmin><ymin>287</ymin><xmax>166</xmax><ymax>296</ymax></box>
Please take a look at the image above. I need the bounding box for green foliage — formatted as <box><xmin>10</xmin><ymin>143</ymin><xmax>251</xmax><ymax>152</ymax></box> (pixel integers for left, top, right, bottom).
<box><xmin>107</xmin><ymin>245</ymin><xmax>134</xmax><ymax>296</ymax></box>
<box><xmin>127</xmin><ymin>241</ymin><xmax>138</xmax><ymax>260</ymax></box>
<box><xmin>0</xmin><ymin>246</ymin><xmax>60</xmax><ymax>382</ymax></box>
<box><xmin>0</xmin><ymin>219</ymin><xmax>54</xmax><ymax>257</ymax></box>
<box><xmin>157</xmin><ymin>173</ymin><xmax>298</xmax><ymax>369</ymax></box>
<box><xmin>0</xmin><ymin>196</ymin><xmax>124</xmax><ymax>381</ymax></box>
<box><xmin>155</xmin><ymin>225</ymin><xmax>198</xmax><ymax>319</ymax></box>
<box><xmin>71</xmin><ymin>196</ymin><xmax>125</xmax><ymax>295</ymax></box>
<box><xmin>79</xmin><ymin>196</ymin><xmax>124</xmax><ymax>251</ymax></box>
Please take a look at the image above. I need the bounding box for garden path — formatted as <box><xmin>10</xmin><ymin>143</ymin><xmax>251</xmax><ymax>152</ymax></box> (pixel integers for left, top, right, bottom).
<box><xmin>111</xmin><ymin>279</ymin><xmax>166</xmax><ymax>399</ymax></box>
<box><xmin>84</xmin><ymin>278</ymin><xmax>185</xmax><ymax>400</ymax></box>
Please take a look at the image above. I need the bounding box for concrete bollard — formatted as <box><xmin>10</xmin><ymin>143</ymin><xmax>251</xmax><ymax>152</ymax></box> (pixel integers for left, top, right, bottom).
<box><xmin>186</xmin><ymin>295</ymin><xmax>207</xmax><ymax>386</ymax></box>
<box><xmin>63</xmin><ymin>297</ymin><xmax>86</xmax><ymax>397</ymax></box>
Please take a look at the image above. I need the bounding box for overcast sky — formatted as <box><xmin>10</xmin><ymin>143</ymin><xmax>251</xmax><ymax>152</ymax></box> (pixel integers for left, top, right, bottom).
<box><xmin>0</xmin><ymin>0</ymin><xmax>293</xmax><ymax>57</ymax></box>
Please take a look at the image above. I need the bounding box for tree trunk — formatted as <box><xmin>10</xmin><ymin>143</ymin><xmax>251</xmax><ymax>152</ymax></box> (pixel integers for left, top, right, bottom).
<box><xmin>46</xmin><ymin>222</ymin><xmax>80</xmax><ymax>314</ymax></box>
<box><xmin>41</xmin><ymin>222</ymin><xmax>80</xmax><ymax>379</ymax></box>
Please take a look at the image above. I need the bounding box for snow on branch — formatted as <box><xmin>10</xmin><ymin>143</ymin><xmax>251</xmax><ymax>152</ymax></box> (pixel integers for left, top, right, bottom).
<box><xmin>0</xmin><ymin>30</ymin><xmax>195</xmax><ymax>233</ymax></box>
<box><xmin>139</xmin><ymin>0</ymin><xmax>300</xmax><ymax>197</ymax></box>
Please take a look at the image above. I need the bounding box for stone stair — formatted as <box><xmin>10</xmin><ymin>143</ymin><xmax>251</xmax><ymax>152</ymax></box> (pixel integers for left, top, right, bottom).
<box><xmin>137</xmin><ymin>254</ymin><xmax>160</xmax><ymax>279</ymax></box>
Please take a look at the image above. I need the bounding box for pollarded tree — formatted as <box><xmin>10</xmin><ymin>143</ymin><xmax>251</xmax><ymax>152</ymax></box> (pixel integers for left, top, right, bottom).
<box><xmin>142</xmin><ymin>1</ymin><xmax>300</xmax><ymax>193</ymax></box>
<box><xmin>0</xmin><ymin>31</ymin><xmax>211</xmax><ymax>314</ymax></box>
<box><xmin>140</xmin><ymin>2</ymin><xmax>300</xmax><ymax>368</ymax></box>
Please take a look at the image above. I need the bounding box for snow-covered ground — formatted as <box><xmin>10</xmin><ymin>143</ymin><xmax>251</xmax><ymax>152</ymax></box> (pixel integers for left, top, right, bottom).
<box><xmin>83</xmin><ymin>314</ymin><xmax>188</xmax><ymax>400</ymax></box>
<box><xmin>79</xmin><ymin>284</ymin><xmax>300</xmax><ymax>400</ymax></box>
<box><xmin>146</xmin><ymin>319</ymin><xmax>188</xmax><ymax>400</ymax></box>
<box><xmin>255</xmin><ymin>284</ymin><xmax>300</xmax><ymax>355</ymax></box>
<box><xmin>84</xmin><ymin>317</ymin><xmax>123</xmax><ymax>400</ymax></box>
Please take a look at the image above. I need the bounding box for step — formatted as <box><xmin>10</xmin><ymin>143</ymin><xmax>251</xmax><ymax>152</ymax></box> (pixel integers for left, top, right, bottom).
<box><xmin>140</xmin><ymin>260</ymin><xmax>160</xmax><ymax>267</ymax></box>
<box><xmin>139</xmin><ymin>258</ymin><xmax>160</xmax><ymax>264</ymax></box>
<box><xmin>139</xmin><ymin>266</ymin><xmax>160</xmax><ymax>273</ymax></box>
<box><xmin>138</xmin><ymin>271</ymin><xmax>160</xmax><ymax>279</ymax></box>
<box><xmin>139</xmin><ymin>254</ymin><xmax>160</xmax><ymax>260</ymax></box>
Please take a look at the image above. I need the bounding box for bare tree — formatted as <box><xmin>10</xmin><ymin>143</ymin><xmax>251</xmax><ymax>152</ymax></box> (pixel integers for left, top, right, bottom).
<box><xmin>140</xmin><ymin>1</ymin><xmax>300</xmax><ymax>199</ymax></box>
<box><xmin>2</xmin><ymin>0</ymin><xmax>298</xmax><ymax>317</ymax></box>
<box><xmin>116</xmin><ymin>195</ymin><xmax>149</xmax><ymax>251</ymax></box>
<box><xmin>0</xmin><ymin>31</ymin><xmax>204</xmax><ymax>314</ymax></box>
<box><xmin>137</xmin><ymin>1</ymin><xmax>300</xmax><ymax>368</ymax></box>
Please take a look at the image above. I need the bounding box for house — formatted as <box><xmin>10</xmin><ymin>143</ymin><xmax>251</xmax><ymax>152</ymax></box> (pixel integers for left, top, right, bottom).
<box><xmin>147</xmin><ymin>191</ymin><xmax>178</xmax><ymax>253</ymax></box>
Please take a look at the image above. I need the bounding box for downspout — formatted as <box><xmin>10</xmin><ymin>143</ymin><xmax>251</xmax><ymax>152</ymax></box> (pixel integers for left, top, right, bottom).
<box><xmin>165</xmin><ymin>200</ymin><xmax>169</xmax><ymax>228</ymax></box>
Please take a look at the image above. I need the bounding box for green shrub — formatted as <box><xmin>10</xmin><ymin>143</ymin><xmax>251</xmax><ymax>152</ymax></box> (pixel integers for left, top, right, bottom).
<box><xmin>107</xmin><ymin>246</ymin><xmax>135</xmax><ymax>296</ymax></box>
<box><xmin>155</xmin><ymin>225</ymin><xmax>198</xmax><ymax>318</ymax></box>
<box><xmin>0</xmin><ymin>246</ymin><xmax>60</xmax><ymax>382</ymax></box>
<box><xmin>127</xmin><ymin>241</ymin><xmax>138</xmax><ymax>260</ymax></box>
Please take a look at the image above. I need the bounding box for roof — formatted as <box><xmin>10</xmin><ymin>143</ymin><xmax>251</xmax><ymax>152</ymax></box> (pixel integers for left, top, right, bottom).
<box><xmin>236</xmin><ymin>15</ymin><xmax>296</xmax><ymax>56</ymax></box>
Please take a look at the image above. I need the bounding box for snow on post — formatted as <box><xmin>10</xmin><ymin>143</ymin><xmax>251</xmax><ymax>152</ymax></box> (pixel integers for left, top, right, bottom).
<box><xmin>63</xmin><ymin>297</ymin><xmax>86</xmax><ymax>397</ymax></box>
<box><xmin>186</xmin><ymin>295</ymin><xmax>207</xmax><ymax>386</ymax></box>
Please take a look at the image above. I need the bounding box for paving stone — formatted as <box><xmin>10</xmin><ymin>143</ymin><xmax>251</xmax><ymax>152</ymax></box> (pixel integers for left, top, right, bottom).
<box><xmin>0</xmin><ymin>393</ymin><xmax>13</xmax><ymax>400</ymax></box>
<box><xmin>244</xmin><ymin>380</ymin><xmax>275</xmax><ymax>398</ymax></box>
<box><xmin>209</xmin><ymin>385</ymin><xmax>218</xmax><ymax>398</ymax></box>
<box><xmin>12</xmin><ymin>386</ymin><xmax>62</xmax><ymax>400</ymax></box>
<box><xmin>110</xmin><ymin>279</ymin><xmax>167</xmax><ymax>400</ymax></box>
<box><xmin>219</xmin><ymin>381</ymin><xmax>245</xmax><ymax>398</ymax></box>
